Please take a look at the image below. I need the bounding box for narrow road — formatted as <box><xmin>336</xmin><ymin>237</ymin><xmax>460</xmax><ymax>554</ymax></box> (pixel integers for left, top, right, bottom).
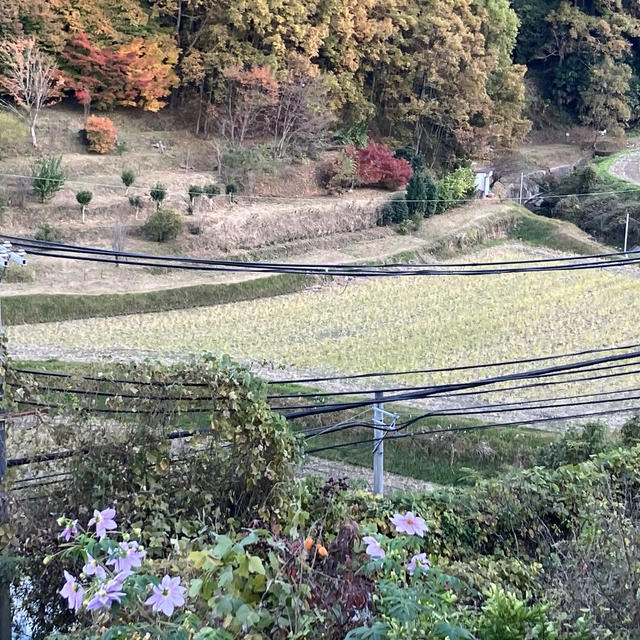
<box><xmin>607</xmin><ymin>150</ymin><xmax>640</xmax><ymax>185</ymax></box>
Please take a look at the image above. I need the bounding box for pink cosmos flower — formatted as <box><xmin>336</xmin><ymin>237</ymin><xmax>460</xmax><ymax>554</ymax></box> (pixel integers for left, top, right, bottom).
<box><xmin>145</xmin><ymin>575</ymin><xmax>186</xmax><ymax>617</ymax></box>
<box><xmin>407</xmin><ymin>552</ymin><xmax>430</xmax><ymax>575</ymax></box>
<box><xmin>86</xmin><ymin>578</ymin><xmax>125</xmax><ymax>611</ymax></box>
<box><xmin>60</xmin><ymin>520</ymin><xmax>78</xmax><ymax>542</ymax></box>
<box><xmin>83</xmin><ymin>552</ymin><xmax>107</xmax><ymax>581</ymax></box>
<box><xmin>88</xmin><ymin>507</ymin><xmax>117</xmax><ymax>539</ymax></box>
<box><xmin>362</xmin><ymin>535</ymin><xmax>386</xmax><ymax>559</ymax></box>
<box><xmin>107</xmin><ymin>541</ymin><xmax>146</xmax><ymax>573</ymax></box>
<box><xmin>390</xmin><ymin>511</ymin><xmax>428</xmax><ymax>537</ymax></box>
<box><xmin>60</xmin><ymin>571</ymin><xmax>84</xmax><ymax>612</ymax></box>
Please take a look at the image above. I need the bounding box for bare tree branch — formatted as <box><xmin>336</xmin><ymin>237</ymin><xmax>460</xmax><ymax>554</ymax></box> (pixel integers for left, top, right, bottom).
<box><xmin>0</xmin><ymin>37</ymin><xmax>62</xmax><ymax>149</ymax></box>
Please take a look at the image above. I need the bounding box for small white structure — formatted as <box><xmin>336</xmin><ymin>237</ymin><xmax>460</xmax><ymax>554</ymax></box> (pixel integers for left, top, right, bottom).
<box><xmin>473</xmin><ymin>168</ymin><xmax>493</xmax><ymax>197</ymax></box>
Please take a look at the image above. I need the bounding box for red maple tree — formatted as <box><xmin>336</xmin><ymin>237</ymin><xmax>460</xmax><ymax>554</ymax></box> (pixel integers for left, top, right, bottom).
<box><xmin>353</xmin><ymin>142</ymin><xmax>413</xmax><ymax>190</ymax></box>
<box><xmin>61</xmin><ymin>32</ymin><xmax>137</xmax><ymax>113</ymax></box>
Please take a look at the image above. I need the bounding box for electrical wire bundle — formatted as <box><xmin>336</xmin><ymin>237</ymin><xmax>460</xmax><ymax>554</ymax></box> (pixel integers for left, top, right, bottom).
<box><xmin>3</xmin><ymin>233</ymin><xmax>640</xmax><ymax>277</ymax></box>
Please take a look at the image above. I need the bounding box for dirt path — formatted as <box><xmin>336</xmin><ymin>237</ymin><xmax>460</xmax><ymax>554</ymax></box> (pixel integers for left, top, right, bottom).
<box><xmin>608</xmin><ymin>150</ymin><xmax>640</xmax><ymax>185</ymax></box>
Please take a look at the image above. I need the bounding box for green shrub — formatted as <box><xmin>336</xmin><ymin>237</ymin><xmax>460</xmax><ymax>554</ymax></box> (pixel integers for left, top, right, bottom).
<box><xmin>34</xmin><ymin>223</ymin><xmax>62</xmax><ymax>242</ymax></box>
<box><xmin>75</xmin><ymin>190</ymin><xmax>93</xmax><ymax>223</ymax></box>
<box><xmin>31</xmin><ymin>155</ymin><xmax>65</xmax><ymax>203</ymax></box>
<box><xmin>620</xmin><ymin>414</ymin><xmax>640</xmax><ymax>447</ymax></box>
<box><xmin>142</xmin><ymin>208</ymin><xmax>183</xmax><ymax>242</ymax></box>
<box><xmin>323</xmin><ymin>151</ymin><xmax>357</xmax><ymax>194</ymax></box>
<box><xmin>121</xmin><ymin>169</ymin><xmax>135</xmax><ymax>192</ymax></box>
<box><xmin>128</xmin><ymin>195</ymin><xmax>143</xmax><ymax>219</ymax></box>
<box><xmin>75</xmin><ymin>190</ymin><xmax>92</xmax><ymax>207</ymax></box>
<box><xmin>204</xmin><ymin>183</ymin><xmax>221</xmax><ymax>198</ymax></box>
<box><xmin>477</xmin><ymin>586</ymin><xmax>557</xmax><ymax>640</ymax></box>
<box><xmin>187</xmin><ymin>184</ymin><xmax>203</xmax><ymax>201</ymax></box>
<box><xmin>539</xmin><ymin>422</ymin><xmax>608</xmax><ymax>468</ymax></box>
<box><xmin>187</xmin><ymin>184</ymin><xmax>203</xmax><ymax>213</ymax></box>
<box><xmin>436</xmin><ymin>167</ymin><xmax>476</xmax><ymax>213</ymax></box>
<box><xmin>579</xmin><ymin>165</ymin><xmax>598</xmax><ymax>193</ymax></box>
<box><xmin>407</xmin><ymin>169</ymin><xmax>438</xmax><ymax>217</ymax></box>
<box><xmin>378</xmin><ymin>194</ymin><xmax>409</xmax><ymax>226</ymax></box>
<box><xmin>334</xmin><ymin>122</ymin><xmax>369</xmax><ymax>147</ymax></box>
<box><xmin>149</xmin><ymin>182</ymin><xmax>167</xmax><ymax>210</ymax></box>
<box><xmin>394</xmin><ymin>147</ymin><xmax>425</xmax><ymax>173</ymax></box>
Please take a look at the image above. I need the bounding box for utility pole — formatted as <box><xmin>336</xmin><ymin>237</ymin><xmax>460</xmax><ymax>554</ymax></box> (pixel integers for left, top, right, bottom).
<box><xmin>0</xmin><ymin>241</ymin><xmax>27</xmax><ymax>640</ymax></box>
<box><xmin>372</xmin><ymin>391</ymin><xmax>384</xmax><ymax>497</ymax></box>
<box><xmin>624</xmin><ymin>212</ymin><xmax>630</xmax><ymax>253</ymax></box>
<box><xmin>518</xmin><ymin>172</ymin><xmax>524</xmax><ymax>205</ymax></box>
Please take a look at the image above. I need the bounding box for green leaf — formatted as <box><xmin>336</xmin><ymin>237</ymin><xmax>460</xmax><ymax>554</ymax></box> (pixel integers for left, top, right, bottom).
<box><xmin>212</xmin><ymin>535</ymin><xmax>234</xmax><ymax>559</ymax></box>
<box><xmin>433</xmin><ymin>622</ymin><xmax>474</xmax><ymax>639</ymax></box>
<box><xmin>188</xmin><ymin>578</ymin><xmax>203</xmax><ymax>598</ymax></box>
<box><xmin>248</xmin><ymin>555</ymin><xmax>265</xmax><ymax>575</ymax></box>
<box><xmin>234</xmin><ymin>603</ymin><xmax>255</xmax><ymax>627</ymax></box>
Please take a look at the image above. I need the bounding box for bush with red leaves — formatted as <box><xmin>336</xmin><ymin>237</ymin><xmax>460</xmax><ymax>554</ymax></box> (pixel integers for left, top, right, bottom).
<box><xmin>353</xmin><ymin>142</ymin><xmax>412</xmax><ymax>190</ymax></box>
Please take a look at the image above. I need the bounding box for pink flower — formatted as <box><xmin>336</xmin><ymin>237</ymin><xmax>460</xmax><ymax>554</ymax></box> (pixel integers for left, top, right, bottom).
<box><xmin>86</xmin><ymin>578</ymin><xmax>125</xmax><ymax>611</ymax></box>
<box><xmin>83</xmin><ymin>552</ymin><xmax>107</xmax><ymax>581</ymax></box>
<box><xmin>60</xmin><ymin>519</ymin><xmax>78</xmax><ymax>542</ymax></box>
<box><xmin>407</xmin><ymin>552</ymin><xmax>430</xmax><ymax>575</ymax></box>
<box><xmin>107</xmin><ymin>541</ymin><xmax>146</xmax><ymax>573</ymax></box>
<box><xmin>362</xmin><ymin>535</ymin><xmax>386</xmax><ymax>559</ymax></box>
<box><xmin>60</xmin><ymin>571</ymin><xmax>84</xmax><ymax>612</ymax></box>
<box><xmin>145</xmin><ymin>575</ymin><xmax>185</xmax><ymax>617</ymax></box>
<box><xmin>88</xmin><ymin>507</ymin><xmax>117</xmax><ymax>539</ymax></box>
<box><xmin>390</xmin><ymin>511</ymin><xmax>428</xmax><ymax>537</ymax></box>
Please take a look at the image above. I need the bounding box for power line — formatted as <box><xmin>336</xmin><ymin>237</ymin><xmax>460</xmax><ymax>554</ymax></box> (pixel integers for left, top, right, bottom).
<box><xmin>6</xmin><ymin>233</ymin><xmax>640</xmax><ymax>269</ymax></box>
<box><xmin>267</xmin><ymin>343</ymin><xmax>640</xmax><ymax>387</ymax></box>
<box><xmin>304</xmin><ymin>403</ymin><xmax>640</xmax><ymax>455</ymax></box>
<box><xmin>6</xmin><ymin>235</ymin><xmax>640</xmax><ymax>278</ymax></box>
<box><xmin>284</xmin><ymin>348</ymin><xmax>640</xmax><ymax>419</ymax></box>
<box><xmin>270</xmin><ymin>359</ymin><xmax>640</xmax><ymax>411</ymax></box>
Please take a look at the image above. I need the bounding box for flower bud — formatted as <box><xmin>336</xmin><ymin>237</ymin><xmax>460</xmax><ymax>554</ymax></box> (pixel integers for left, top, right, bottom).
<box><xmin>315</xmin><ymin>544</ymin><xmax>328</xmax><ymax>558</ymax></box>
<box><xmin>122</xmin><ymin>533</ymin><xmax>130</xmax><ymax>541</ymax></box>
<box><xmin>56</xmin><ymin>517</ymin><xmax>65</xmax><ymax>526</ymax></box>
<box><xmin>133</xmin><ymin>528</ymin><xmax>141</xmax><ymax>537</ymax></box>
<box><xmin>43</xmin><ymin>555</ymin><xmax>53</xmax><ymax>566</ymax></box>
<box><xmin>304</xmin><ymin>536</ymin><xmax>313</xmax><ymax>551</ymax></box>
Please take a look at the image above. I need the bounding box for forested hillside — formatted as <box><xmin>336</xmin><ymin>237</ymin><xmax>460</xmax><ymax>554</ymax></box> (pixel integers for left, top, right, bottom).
<box><xmin>2</xmin><ymin>0</ymin><xmax>529</xmax><ymax>166</ymax></box>
<box><xmin>2</xmin><ymin>0</ymin><xmax>640</xmax><ymax>163</ymax></box>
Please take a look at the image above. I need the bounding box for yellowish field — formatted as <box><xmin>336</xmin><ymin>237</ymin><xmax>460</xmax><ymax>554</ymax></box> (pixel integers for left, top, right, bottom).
<box><xmin>8</xmin><ymin>248</ymin><xmax>640</xmax><ymax>401</ymax></box>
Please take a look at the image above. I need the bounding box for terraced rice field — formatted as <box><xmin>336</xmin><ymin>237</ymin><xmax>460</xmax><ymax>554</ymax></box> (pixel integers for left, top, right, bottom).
<box><xmin>9</xmin><ymin>248</ymin><xmax>640</xmax><ymax>402</ymax></box>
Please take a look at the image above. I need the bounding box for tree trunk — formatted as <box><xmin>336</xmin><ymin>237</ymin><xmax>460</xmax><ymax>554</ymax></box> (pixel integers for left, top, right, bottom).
<box><xmin>81</xmin><ymin>205</ymin><xmax>86</xmax><ymax>223</ymax></box>
<box><xmin>29</xmin><ymin>120</ymin><xmax>37</xmax><ymax>149</ymax></box>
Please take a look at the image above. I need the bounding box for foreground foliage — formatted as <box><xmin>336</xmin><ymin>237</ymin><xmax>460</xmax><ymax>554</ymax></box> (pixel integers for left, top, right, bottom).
<box><xmin>4</xmin><ymin>354</ymin><xmax>640</xmax><ymax>638</ymax></box>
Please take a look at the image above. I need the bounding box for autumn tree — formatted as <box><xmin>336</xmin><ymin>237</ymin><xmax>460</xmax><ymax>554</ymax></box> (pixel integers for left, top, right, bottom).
<box><xmin>62</xmin><ymin>32</ymin><xmax>137</xmax><ymax>113</ymax></box>
<box><xmin>118</xmin><ymin>36</ymin><xmax>179</xmax><ymax>112</ymax></box>
<box><xmin>272</xmin><ymin>68</ymin><xmax>335</xmax><ymax>157</ymax></box>
<box><xmin>580</xmin><ymin>56</ymin><xmax>631</xmax><ymax>137</ymax></box>
<box><xmin>0</xmin><ymin>37</ymin><xmax>60</xmax><ymax>148</ymax></box>
<box><xmin>212</xmin><ymin>66</ymin><xmax>278</xmax><ymax>148</ymax></box>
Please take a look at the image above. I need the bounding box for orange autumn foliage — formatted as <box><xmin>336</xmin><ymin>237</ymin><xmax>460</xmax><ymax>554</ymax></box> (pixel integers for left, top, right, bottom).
<box><xmin>84</xmin><ymin>115</ymin><xmax>116</xmax><ymax>153</ymax></box>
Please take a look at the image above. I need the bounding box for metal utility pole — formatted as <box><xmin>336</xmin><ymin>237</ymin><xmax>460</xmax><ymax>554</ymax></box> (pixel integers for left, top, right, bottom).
<box><xmin>372</xmin><ymin>391</ymin><xmax>384</xmax><ymax>497</ymax></box>
<box><xmin>0</xmin><ymin>241</ymin><xmax>27</xmax><ymax>640</ymax></box>
<box><xmin>624</xmin><ymin>212</ymin><xmax>630</xmax><ymax>253</ymax></box>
